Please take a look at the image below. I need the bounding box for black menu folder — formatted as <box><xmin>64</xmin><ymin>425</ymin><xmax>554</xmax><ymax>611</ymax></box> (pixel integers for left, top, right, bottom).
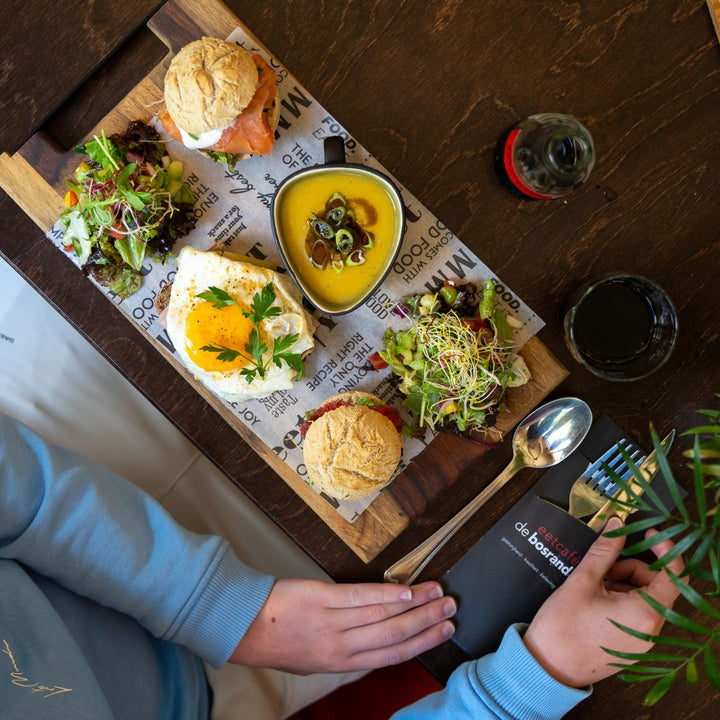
<box><xmin>443</xmin><ymin>415</ymin><xmax>682</xmax><ymax>658</ymax></box>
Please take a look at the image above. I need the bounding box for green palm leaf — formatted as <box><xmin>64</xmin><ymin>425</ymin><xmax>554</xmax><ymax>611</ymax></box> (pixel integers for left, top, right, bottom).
<box><xmin>665</xmin><ymin>569</ymin><xmax>720</xmax><ymax>620</ymax></box>
<box><xmin>616</xmin><ymin>451</ymin><xmax>669</xmax><ymax>513</ymax></box>
<box><xmin>696</xmin><ymin>410</ymin><xmax>720</xmax><ymax>420</ymax></box>
<box><xmin>646</xmin><ymin>528</ymin><xmax>705</xmax><ymax>571</ymax></box>
<box><xmin>620</xmin><ymin>673</ymin><xmax>672</xmax><ymax>683</ymax></box>
<box><xmin>643</xmin><ymin>671</ymin><xmax>678</xmax><ymax>706</ymax></box>
<box><xmin>693</xmin><ymin>436</ymin><xmax>708</xmax><ymax>530</ymax></box>
<box><xmin>710</xmin><ymin>548</ymin><xmax>720</xmax><ymax>588</ymax></box>
<box><xmin>683</xmin><ymin>425</ymin><xmax>720</xmax><ymax>435</ymax></box>
<box><xmin>621</xmin><ymin>523</ymin><xmax>686</xmax><ymax>555</ymax></box>
<box><xmin>608</xmin><ymin>395</ymin><xmax>720</xmax><ymax>706</ymax></box>
<box><xmin>603</xmin><ymin>650</ymin><xmax>685</xmax><ymax>663</ymax></box>
<box><xmin>704</xmin><ymin>645</ymin><xmax>720</xmax><ymax>691</ymax></box>
<box><xmin>690</xmin><ymin>443</ymin><xmax>720</xmax><ymax>454</ymax></box>
<box><xmin>689</xmin><ymin>568</ymin><xmax>718</xmax><ymax>584</ymax></box>
<box><xmin>684</xmin><ymin>530</ymin><xmax>716</xmax><ymax>575</ymax></box>
<box><xmin>637</xmin><ymin>590</ymin><xmax>715</xmax><ymax>635</ymax></box>
<box><xmin>608</xmin><ymin>619</ymin><xmax>704</xmax><ymax>649</ymax></box>
<box><xmin>650</xmin><ymin>426</ymin><xmax>689</xmax><ymax>523</ymax></box>
<box><xmin>605</xmin><ymin>515</ymin><xmax>669</xmax><ymax>538</ymax></box>
<box><xmin>615</xmin><ymin>665</ymin><xmax>674</xmax><ymax>676</ymax></box>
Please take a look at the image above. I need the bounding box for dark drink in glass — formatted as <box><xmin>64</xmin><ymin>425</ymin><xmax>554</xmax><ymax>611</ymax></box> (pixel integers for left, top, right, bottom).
<box><xmin>563</xmin><ymin>274</ymin><xmax>678</xmax><ymax>381</ymax></box>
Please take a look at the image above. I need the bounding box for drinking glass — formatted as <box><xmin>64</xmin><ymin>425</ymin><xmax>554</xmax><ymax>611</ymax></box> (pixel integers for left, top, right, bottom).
<box><xmin>563</xmin><ymin>274</ymin><xmax>678</xmax><ymax>382</ymax></box>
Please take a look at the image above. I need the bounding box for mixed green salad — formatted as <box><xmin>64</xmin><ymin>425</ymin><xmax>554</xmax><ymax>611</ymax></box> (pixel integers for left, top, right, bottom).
<box><xmin>60</xmin><ymin>121</ymin><xmax>196</xmax><ymax>298</ymax></box>
<box><xmin>377</xmin><ymin>280</ymin><xmax>530</xmax><ymax>435</ymax></box>
<box><xmin>201</xmin><ymin>149</ymin><xmax>241</xmax><ymax>168</ymax></box>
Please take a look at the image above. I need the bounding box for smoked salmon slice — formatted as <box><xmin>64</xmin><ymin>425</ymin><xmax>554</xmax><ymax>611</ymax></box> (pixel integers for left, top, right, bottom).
<box><xmin>159</xmin><ymin>52</ymin><xmax>277</xmax><ymax>157</ymax></box>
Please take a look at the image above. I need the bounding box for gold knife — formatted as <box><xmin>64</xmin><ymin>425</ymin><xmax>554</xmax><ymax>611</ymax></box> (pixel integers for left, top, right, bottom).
<box><xmin>586</xmin><ymin>429</ymin><xmax>675</xmax><ymax>532</ymax></box>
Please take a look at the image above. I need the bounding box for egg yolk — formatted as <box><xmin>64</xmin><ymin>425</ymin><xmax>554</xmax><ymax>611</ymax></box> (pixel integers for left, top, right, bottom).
<box><xmin>185</xmin><ymin>301</ymin><xmax>256</xmax><ymax>372</ymax></box>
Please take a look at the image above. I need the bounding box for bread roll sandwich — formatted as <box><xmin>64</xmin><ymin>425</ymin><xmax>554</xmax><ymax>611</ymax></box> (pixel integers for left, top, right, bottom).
<box><xmin>159</xmin><ymin>37</ymin><xmax>279</xmax><ymax>166</ymax></box>
<box><xmin>301</xmin><ymin>391</ymin><xmax>403</xmax><ymax>500</ymax></box>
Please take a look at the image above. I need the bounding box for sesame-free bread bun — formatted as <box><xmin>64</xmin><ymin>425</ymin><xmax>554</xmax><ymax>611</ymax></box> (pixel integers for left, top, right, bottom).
<box><xmin>320</xmin><ymin>390</ymin><xmax>385</xmax><ymax>408</ymax></box>
<box><xmin>164</xmin><ymin>37</ymin><xmax>259</xmax><ymax>134</ymax></box>
<box><xmin>303</xmin><ymin>399</ymin><xmax>403</xmax><ymax>500</ymax></box>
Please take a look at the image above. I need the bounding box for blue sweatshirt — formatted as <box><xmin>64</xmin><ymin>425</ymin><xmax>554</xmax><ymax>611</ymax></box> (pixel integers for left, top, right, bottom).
<box><xmin>0</xmin><ymin>413</ymin><xmax>274</xmax><ymax>718</ymax></box>
<box><xmin>0</xmin><ymin>414</ymin><xmax>589</xmax><ymax>719</ymax></box>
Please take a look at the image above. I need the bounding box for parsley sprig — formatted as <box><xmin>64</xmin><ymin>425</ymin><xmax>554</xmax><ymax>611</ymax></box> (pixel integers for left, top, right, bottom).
<box><xmin>197</xmin><ymin>284</ymin><xmax>305</xmax><ymax>383</ymax></box>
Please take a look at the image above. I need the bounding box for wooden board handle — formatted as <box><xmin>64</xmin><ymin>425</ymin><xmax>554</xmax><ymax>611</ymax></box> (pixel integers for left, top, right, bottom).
<box><xmin>147</xmin><ymin>0</ymin><xmax>246</xmax><ymax>52</ymax></box>
<box><xmin>146</xmin><ymin>1</ymin><xmax>204</xmax><ymax>54</ymax></box>
<box><xmin>0</xmin><ymin>143</ymin><xmax>64</xmax><ymax>232</ymax></box>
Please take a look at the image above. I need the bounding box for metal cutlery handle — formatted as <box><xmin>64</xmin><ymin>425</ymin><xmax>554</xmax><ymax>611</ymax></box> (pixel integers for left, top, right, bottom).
<box><xmin>586</xmin><ymin>477</ymin><xmax>642</xmax><ymax>532</ymax></box>
<box><xmin>384</xmin><ymin>457</ymin><xmax>523</xmax><ymax>585</ymax></box>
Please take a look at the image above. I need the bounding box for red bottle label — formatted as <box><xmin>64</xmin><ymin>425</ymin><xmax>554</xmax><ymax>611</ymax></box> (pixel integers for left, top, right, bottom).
<box><xmin>502</xmin><ymin>129</ymin><xmax>558</xmax><ymax>200</ymax></box>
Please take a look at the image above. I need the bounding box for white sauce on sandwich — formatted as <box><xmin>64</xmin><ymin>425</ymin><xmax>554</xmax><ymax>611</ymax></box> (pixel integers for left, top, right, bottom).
<box><xmin>178</xmin><ymin>124</ymin><xmax>230</xmax><ymax>149</ymax></box>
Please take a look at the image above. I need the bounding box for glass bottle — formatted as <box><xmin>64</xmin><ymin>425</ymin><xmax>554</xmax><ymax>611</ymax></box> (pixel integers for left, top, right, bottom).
<box><xmin>493</xmin><ymin>113</ymin><xmax>595</xmax><ymax>199</ymax></box>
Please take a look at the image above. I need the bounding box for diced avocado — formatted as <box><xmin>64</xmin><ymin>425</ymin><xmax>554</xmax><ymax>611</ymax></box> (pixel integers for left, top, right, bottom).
<box><xmin>395</xmin><ymin>330</ymin><xmax>414</xmax><ymax>350</ymax></box>
<box><xmin>167</xmin><ymin>160</ymin><xmax>184</xmax><ymax>181</ymax></box>
<box><xmin>420</xmin><ymin>293</ymin><xmax>439</xmax><ymax>312</ymax></box>
<box><xmin>409</xmin><ymin>354</ymin><xmax>425</xmax><ymax>372</ymax></box>
<box><xmin>478</xmin><ymin>279</ymin><xmax>496</xmax><ymax>319</ymax></box>
<box><xmin>439</xmin><ymin>285</ymin><xmax>458</xmax><ymax>306</ymax></box>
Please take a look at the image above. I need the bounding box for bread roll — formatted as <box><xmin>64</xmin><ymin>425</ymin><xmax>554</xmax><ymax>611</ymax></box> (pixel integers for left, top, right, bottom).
<box><xmin>164</xmin><ymin>37</ymin><xmax>259</xmax><ymax>134</ymax></box>
<box><xmin>319</xmin><ymin>390</ymin><xmax>385</xmax><ymax>408</ymax></box>
<box><xmin>303</xmin><ymin>400</ymin><xmax>402</xmax><ymax>500</ymax></box>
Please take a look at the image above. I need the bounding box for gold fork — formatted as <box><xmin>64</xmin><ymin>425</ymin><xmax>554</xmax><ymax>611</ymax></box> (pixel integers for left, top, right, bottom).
<box><xmin>586</xmin><ymin>430</ymin><xmax>675</xmax><ymax>531</ymax></box>
<box><xmin>568</xmin><ymin>439</ymin><xmax>646</xmax><ymax>518</ymax></box>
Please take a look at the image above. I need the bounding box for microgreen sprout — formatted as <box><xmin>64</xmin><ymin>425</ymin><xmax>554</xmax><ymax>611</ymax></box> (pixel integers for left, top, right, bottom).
<box><xmin>378</xmin><ymin>281</ymin><xmax>529</xmax><ymax>435</ymax></box>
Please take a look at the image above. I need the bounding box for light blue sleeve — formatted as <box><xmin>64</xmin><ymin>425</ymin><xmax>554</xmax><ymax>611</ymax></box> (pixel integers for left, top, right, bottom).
<box><xmin>392</xmin><ymin>624</ymin><xmax>591</xmax><ymax>720</ymax></box>
<box><xmin>0</xmin><ymin>413</ymin><xmax>275</xmax><ymax>668</ymax></box>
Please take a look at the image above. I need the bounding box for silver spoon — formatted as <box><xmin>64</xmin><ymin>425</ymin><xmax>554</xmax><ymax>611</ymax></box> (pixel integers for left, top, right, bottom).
<box><xmin>384</xmin><ymin>397</ymin><xmax>593</xmax><ymax>585</ymax></box>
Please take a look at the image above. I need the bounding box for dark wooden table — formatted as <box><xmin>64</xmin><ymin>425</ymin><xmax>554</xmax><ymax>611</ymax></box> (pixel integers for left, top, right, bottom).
<box><xmin>2</xmin><ymin>1</ymin><xmax>719</xmax><ymax>717</ymax></box>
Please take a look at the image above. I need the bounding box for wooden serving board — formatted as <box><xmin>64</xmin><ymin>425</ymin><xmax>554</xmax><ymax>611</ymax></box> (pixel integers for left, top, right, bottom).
<box><xmin>0</xmin><ymin>0</ymin><xmax>568</xmax><ymax>562</ymax></box>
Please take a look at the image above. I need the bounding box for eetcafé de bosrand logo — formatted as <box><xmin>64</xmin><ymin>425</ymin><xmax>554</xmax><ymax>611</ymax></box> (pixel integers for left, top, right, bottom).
<box><xmin>514</xmin><ymin>521</ymin><xmax>583</xmax><ymax>576</ymax></box>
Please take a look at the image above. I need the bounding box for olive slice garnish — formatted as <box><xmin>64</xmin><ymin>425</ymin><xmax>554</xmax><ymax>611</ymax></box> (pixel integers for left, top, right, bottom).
<box><xmin>326</xmin><ymin>205</ymin><xmax>346</xmax><ymax>226</ymax></box>
<box><xmin>346</xmin><ymin>249</ymin><xmax>366</xmax><ymax>266</ymax></box>
<box><xmin>304</xmin><ymin>191</ymin><xmax>374</xmax><ymax>272</ymax></box>
<box><xmin>335</xmin><ymin>227</ymin><xmax>355</xmax><ymax>254</ymax></box>
<box><xmin>326</xmin><ymin>192</ymin><xmax>346</xmax><ymax>210</ymax></box>
<box><xmin>305</xmin><ymin>231</ymin><xmax>316</xmax><ymax>257</ymax></box>
<box><xmin>361</xmin><ymin>230</ymin><xmax>374</xmax><ymax>249</ymax></box>
<box><xmin>310</xmin><ymin>239</ymin><xmax>329</xmax><ymax>269</ymax></box>
<box><xmin>309</xmin><ymin>215</ymin><xmax>335</xmax><ymax>240</ymax></box>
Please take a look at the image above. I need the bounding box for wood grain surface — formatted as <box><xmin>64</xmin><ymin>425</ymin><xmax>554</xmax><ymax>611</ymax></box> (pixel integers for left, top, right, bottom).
<box><xmin>0</xmin><ymin>0</ymin><xmax>166</xmax><ymax>153</ymax></box>
<box><xmin>2</xmin><ymin>1</ymin><xmax>720</xmax><ymax>716</ymax></box>
<box><xmin>0</xmin><ymin>0</ymin><xmax>567</xmax><ymax>562</ymax></box>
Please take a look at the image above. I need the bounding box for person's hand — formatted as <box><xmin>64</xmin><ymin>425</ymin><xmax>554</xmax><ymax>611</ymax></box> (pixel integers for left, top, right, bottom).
<box><xmin>230</xmin><ymin>578</ymin><xmax>457</xmax><ymax>673</ymax></box>
<box><xmin>523</xmin><ymin>517</ymin><xmax>684</xmax><ymax>688</ymax></box>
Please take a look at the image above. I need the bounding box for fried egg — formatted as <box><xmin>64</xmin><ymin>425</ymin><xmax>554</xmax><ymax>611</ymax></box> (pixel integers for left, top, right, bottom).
<box><xmin>167</xmin><ymin>246</ymin><xmax>316</xmax><ymax>401</ymax></box>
